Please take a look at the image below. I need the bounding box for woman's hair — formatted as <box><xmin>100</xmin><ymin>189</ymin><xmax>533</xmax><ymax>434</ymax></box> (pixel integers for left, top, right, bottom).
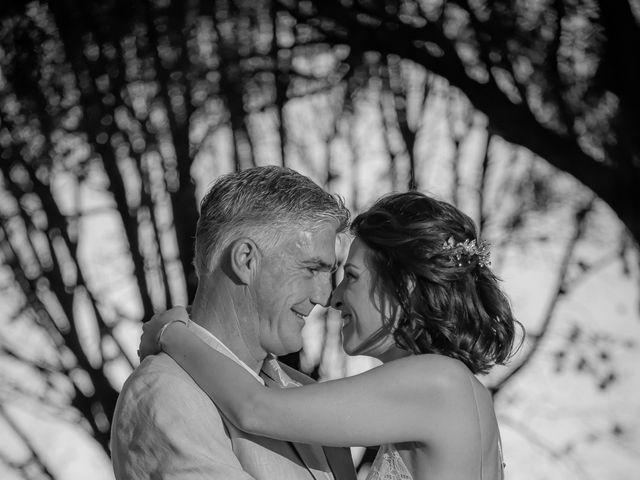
<box><xmin>351</xmin><ymin>191</ymin><xmax>521</xmax><ymax>374</ymax></box>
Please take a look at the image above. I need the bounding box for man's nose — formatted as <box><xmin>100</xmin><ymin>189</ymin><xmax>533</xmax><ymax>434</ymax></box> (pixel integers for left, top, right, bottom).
<box><xmin>310</xmin><ymin>272</ymin><xmax>333</xmax><ymax>308</ymax></box>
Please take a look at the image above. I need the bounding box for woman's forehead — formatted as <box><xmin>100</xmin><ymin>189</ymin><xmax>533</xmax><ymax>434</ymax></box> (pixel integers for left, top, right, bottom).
<box><xmin>345</xmin><ymin>237</ymin><xmax>371</xmax><ymax>266</ymax></box>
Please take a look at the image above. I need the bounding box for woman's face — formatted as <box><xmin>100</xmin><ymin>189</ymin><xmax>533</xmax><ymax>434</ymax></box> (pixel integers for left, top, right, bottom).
<box><xmin>331</xmin><ymin>237</ymin><xmax>399</xmax><ymax>359</ymax></box>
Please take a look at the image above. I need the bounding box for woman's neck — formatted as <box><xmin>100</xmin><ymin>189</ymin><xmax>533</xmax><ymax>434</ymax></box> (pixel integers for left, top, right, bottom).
<box><xmin>377</xmin><ymin>346</ymin><xmax>411</xmax><ymax>364</ymax></box>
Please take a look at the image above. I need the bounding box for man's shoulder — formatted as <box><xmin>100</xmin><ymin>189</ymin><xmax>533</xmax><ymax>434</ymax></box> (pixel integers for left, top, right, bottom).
<box><xmin>124</xmin><ymin>352</ymin><xmax>193</xmax><ymax>387</ymax></box>
<box><xmin>112</xmin><ymin>353</ymin><xmax>228</xmax><ymax>440</ymax></box>
<box><xmin>111</xmin><ymin>356</ymin><xmax>244</xmax><ymax>480</ymax></box>
<box><xmin>116</xmin><ymin>353</ymin><xmax>215</xmax><ymax>412</ymax></box>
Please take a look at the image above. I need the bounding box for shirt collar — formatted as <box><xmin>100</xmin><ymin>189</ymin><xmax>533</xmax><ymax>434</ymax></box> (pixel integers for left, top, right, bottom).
<box><xmin>261</xmin><ymin>355</ymin><xmax>302</xmax><ymax>388</ymax></box>
<box><xmin>188</xmin><ymin>320</ymin><xmax>265</xmax><ymax>386</ymax></box>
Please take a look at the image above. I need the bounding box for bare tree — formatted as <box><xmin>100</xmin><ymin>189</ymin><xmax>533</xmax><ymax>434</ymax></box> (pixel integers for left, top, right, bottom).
<box><xmin>280</xmin><ymin>0</ymin><xmax>640</xmax><ymax>245</ymax></box>
<box><xmin>0</xmin><ymin>1</ymin><xmax>638</xmax><ymax>479</ymax></box>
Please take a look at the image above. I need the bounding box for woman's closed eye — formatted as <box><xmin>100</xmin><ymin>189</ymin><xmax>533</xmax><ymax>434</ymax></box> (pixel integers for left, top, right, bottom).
<box><xmin>344</xmin><ymin>270</ymin><xmax>358</xmax><ymax>281</ymax></box>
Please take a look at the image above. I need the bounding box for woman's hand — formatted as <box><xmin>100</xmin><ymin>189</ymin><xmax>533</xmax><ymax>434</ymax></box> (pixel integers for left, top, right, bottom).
<box><xmin>138</xmin><ymin>306</ymin><xmax>190</xmax><ymax>361</ymax></box>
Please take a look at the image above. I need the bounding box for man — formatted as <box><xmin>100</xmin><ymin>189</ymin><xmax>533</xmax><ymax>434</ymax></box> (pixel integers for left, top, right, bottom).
<box><xmin>111</xmin><ymin>166</ymin><xmax>356</xmax><ymax>480</ymax></box>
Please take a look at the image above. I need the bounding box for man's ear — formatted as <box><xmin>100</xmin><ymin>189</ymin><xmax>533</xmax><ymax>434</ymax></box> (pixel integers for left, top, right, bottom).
<box><xmin>229</xmin><ymin>238</ymin><xmax>260</xmax><ymax>285</ymax></box>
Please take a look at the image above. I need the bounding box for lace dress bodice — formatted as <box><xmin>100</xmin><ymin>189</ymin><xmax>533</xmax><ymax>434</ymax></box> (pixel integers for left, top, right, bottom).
<box><xmin>366</xmin><ymin>439</ymin><xmax>505</xmax><ymax>480</ymax></box>
<box><xmin>367</xmin><ymin>444</ymin><xmax>413</xmax><ymax>480</ymax></box>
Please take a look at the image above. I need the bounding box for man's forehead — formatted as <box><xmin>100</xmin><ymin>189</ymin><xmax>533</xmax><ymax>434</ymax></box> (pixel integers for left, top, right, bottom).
<box><xmin>335</xmin><ymin>232</ymin><xmax>353</xmax><ymax>268</ymax></box>
<box><xmin>294</xmin><ymin>223</ymin><xmax>338</xmax><ymax>244</ymax></box>
<box><xmin>294</xmin><ymin>230</ymin><xmax>337</xmax><ymax>262</ymax></box>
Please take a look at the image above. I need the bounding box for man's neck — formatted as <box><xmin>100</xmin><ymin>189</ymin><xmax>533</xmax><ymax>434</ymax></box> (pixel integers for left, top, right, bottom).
<box><xmin>190</xmin><ymin>278</ymin><xmax>267</xmax><ymax>374</ymax></box>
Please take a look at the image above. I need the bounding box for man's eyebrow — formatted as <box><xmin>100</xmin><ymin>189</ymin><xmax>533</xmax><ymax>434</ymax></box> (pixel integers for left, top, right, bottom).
<box><xmin>303</xmin><ymin>258</ymin><xmax>338</xmax><ymax>272</ymax></box>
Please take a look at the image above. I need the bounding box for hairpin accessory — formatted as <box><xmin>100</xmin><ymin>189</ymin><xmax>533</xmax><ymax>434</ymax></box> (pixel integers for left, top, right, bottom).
<box><xmin>442</xmin><ymin>237</ymin><xmax>491</xmax><ymax>267</ymax></box>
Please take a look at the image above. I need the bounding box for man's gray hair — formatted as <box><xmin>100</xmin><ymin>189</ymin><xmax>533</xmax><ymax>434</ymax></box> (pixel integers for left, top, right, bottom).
<box><xmin>194</xmin><ymin>166</ymin><xmax>350</xmax><ymax>277</ymax></box>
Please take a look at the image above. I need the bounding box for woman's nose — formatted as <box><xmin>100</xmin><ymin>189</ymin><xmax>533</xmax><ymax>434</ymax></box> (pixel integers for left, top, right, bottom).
<box><xmin>330</xmin><ymin>280</ymin><xmax>344</xmax><ymax>310</ymax></box>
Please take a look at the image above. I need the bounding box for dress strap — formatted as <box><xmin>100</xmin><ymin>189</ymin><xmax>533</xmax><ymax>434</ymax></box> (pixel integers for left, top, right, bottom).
<box><xmin>498</xmin><ymin>431</ymin><xmax>506</xmax><ymax>480</ymax></box>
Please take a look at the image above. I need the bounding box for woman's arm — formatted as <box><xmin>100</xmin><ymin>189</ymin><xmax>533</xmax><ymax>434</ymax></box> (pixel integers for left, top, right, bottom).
<box><xmin>158</xmin><ymin>320</ymin><xmax>475</xmax><ymax>448</ymax></box>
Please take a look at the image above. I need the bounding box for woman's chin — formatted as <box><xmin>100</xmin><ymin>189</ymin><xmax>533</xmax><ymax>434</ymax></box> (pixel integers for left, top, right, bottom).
<box><xmin>341</xmin><ymin>339</ymin><xmax>358</xmax><ymax>357</ymax></box>
<box><xmin>343</xmin><ymin>341</ymin><xmax>374</xmax><ymax>358</ymax></box>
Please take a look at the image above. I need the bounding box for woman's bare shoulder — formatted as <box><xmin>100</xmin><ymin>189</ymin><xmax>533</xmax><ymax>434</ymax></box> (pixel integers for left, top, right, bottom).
<box><xmin>374</xmin><ymin>355</ymin><xmax>481</xmax><ymax>444</ymax></box>
<box><xmin>384</xmin><ymin>354</ymin><xmax>475</xmax><ymax>399</ymax></box>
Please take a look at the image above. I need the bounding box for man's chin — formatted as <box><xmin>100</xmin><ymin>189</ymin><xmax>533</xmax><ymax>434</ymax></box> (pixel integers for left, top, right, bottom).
<box><xmin>266</xmin><ymin>340</ymin><xmax>303</xmax><ymax>358</ymax></box>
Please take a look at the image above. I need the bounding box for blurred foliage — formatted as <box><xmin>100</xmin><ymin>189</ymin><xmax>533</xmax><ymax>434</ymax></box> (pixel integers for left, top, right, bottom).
<box><xmin>0</xmin><ymin>1</ymin><xmax>639</xmax><ymax>479</ymax></box>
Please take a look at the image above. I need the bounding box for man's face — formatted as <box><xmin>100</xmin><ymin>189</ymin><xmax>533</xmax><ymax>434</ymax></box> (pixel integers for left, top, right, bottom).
<box><xmin>252</xmin><ymin>222</ymin><xmax>338</xmax><ymax>356</ymax></box>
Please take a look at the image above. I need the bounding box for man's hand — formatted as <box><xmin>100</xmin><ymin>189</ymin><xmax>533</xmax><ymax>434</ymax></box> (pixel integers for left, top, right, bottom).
<box><xmin>138</xmin><ymin>306</ymin><xmax>190</xmax><ymax>360</ymax></box>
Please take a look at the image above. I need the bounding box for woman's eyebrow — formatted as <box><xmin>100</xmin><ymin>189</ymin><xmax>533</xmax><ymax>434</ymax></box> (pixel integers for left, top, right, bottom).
<box><xmin>343</xmin><ymin>262</ymin><xmax>360</xmax><ymax>271</ymax></box>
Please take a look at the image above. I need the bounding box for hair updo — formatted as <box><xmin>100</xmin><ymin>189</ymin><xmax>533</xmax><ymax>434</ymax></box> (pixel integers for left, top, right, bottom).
<box><xmin>351</xmin><ymin>191</ymin><xmax>520</xmax><ymax>374</ymax></box>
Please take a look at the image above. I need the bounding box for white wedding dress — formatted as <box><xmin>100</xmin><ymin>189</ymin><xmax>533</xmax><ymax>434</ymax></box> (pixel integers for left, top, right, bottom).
<box><xmin>366</xmin><ymin>439</ymin><xmax>505</xmax><ymax>480</ymax></box>
<box><xmin>367</xmin><ymin>443</ymin><xmax>413</xmax><ymax>480</ymax></box>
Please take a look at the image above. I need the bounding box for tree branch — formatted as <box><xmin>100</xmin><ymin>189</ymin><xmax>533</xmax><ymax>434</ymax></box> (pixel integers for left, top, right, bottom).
<box><xmin>492</xmin><ymin>196</ymin><xmax>597</xmax><ymax>394</ymax></box>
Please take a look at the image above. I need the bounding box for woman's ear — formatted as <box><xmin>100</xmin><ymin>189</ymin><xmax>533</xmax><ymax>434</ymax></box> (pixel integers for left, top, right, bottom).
<box><xmin>229</xmin><ymin>238</ymin><xmax>260</xmax><ymax>285</ymax></box>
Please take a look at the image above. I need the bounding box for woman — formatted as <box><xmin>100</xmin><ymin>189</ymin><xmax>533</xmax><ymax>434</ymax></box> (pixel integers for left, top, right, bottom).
<box><xmin>140</xmin><ymin>191</ymin><xmax>521</xmax><ymax>480</ymax></box>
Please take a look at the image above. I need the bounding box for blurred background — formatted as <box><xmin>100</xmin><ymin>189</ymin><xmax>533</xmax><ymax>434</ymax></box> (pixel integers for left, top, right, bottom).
<box><xmin>1</xmin><ymin>1</ymin><xmax>639</xmax><ymax>479</ymax></box>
